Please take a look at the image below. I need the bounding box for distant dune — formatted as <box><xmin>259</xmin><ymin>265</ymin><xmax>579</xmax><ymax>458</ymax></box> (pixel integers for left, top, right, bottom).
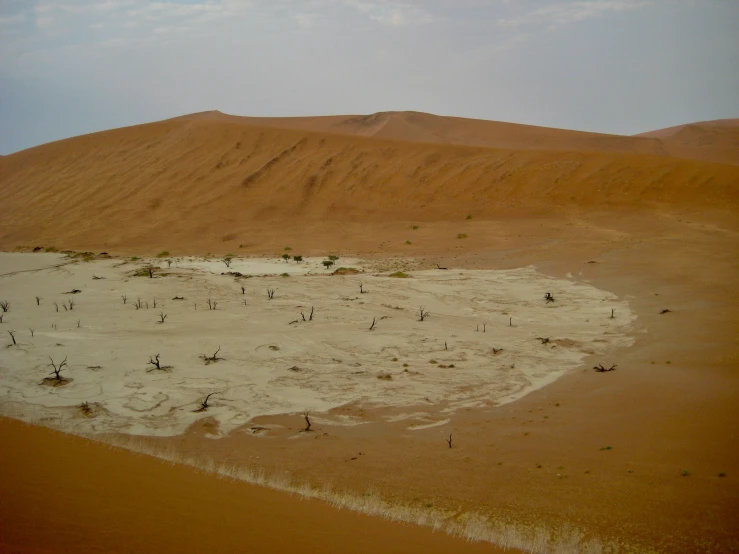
<box><xmin>1</xmin><ymin>112</ymin><xmax>737</xmax><ymax>252</ymax></box>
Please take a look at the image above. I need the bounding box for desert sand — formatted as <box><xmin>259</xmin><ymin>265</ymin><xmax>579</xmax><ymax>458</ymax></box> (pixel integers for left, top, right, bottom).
<box><xmin>0</xmin><ymin>111</ymin><xmax>738</xmax><ymax>553</ymax></box>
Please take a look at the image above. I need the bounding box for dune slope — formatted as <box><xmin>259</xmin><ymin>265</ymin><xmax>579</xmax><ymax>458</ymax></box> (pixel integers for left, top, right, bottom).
<box><xmin>1</xmin><ymin>116</ymin><xmax>737</xmax><ymax>253</ymax></box>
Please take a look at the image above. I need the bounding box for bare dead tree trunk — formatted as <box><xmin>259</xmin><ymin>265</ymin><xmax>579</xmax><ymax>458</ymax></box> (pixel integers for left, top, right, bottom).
<box><xmin>30</xmin><ymin>328</ymin><xmax>34</xmax><ymax>337</ymax></box>
<box><xmin>158</xmin><ymin>312</ymin><xmax>167</xmax><ymax>323</ymax></box>
<box><xmin>369</xmin><ymin>317</ymin><xmax>376</xmax><ymax>331</ymax></box>
<box><xmin>35</xmin><ymin>296</ymin><xmax>41</xmax><ymax>306</ymax></box>
<box><xmin>418</xmin><ymin>307</ymin><xmax>428</xmax><ymax>321</ymax></box>
<box><xmin>147</xmin><ymin>354</ymin><xmax>162</xmax><ymax>371</ymax></box>
<box><xmin>199</xmin><ymin>392</ymin><xmax>219</xmax><ymax>411</ymax></box>
<box><xmin>8</xmin><ymin>330</ymin><xmax>16</xmax><ymax>345</ymax></box>
<box><xmin>303</xmin><ymin>412</ymin><xmax>311</xmax><ymax>432</ymax></box>
<box><xmin>610</xmin><ymin>309</ymin><xmax>615</xmax><ymax>319</ymax></box>
<box><xmin>48</xmin><ymin>356</ymin><xmax>68</xmax><ymax>380</ymax></box>
<box><xmin>241</xmin><ymin>285</ymin><xmax>246</xmax><ymax>295</ymax></box>
<box><xmin>309</xmin><ymin>306</ymin><xmax>314</xmax><ymax>321</ymax></box>
<box><xmin>447</xmin><ymin>434</ymin><xmax>452</xmax><ymax>448</ymax></box>
<box><xmin>122</xmin><ymin>295</ymin><xmax>127</xmax><ymax>304</ymax></box>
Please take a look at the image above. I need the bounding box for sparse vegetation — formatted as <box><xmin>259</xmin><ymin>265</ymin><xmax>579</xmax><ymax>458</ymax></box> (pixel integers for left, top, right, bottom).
<box><xmin>457</xmin><ymin>233</ymin><xmax>468</xmax><ymax>239</ymax></box>
<box><xmin>389</xmin><ymin>271</ymin><xmax>409</xmax><ymax>278</ymax></box>
<box><xmin>156</xmin><ymin>251</ymin><xmax>170</xmax><ymax>258</ymax></box>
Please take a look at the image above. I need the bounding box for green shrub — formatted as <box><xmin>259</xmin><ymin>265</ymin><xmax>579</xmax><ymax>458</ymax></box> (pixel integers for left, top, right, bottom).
<box><xmin>156</xmin><ymin>251</ymin><xmax>169</xmax><ymax>258</ymax></box>
<box><xmin>457</xmin><ymin>233</ymin><xmax>468</xmax><ymax>239</ymax></box>
<box><xmin>388</xmin><ymin>271</ymin><xmax>409</xmax><ymax>278</ymax></box>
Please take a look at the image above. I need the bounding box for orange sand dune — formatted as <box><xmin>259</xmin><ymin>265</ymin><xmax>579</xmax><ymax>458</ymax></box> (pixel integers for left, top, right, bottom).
<box><xmin>179</xmin><ymin>110</ymin><xmax>739</xmax><ymax>165</ymax></box>
<box><xmin>634</xmin><ymin>118</ymin><xmax>739</xmax><ymax>165</ymax></box>
<box><xmin>1</xmin><ymin>114</ymin><xmax>737</xmax><ymax>253</ymax></box>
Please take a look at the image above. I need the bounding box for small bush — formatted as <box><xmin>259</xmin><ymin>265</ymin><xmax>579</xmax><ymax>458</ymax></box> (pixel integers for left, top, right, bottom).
<box><xmin>156</xmin><ymin>251</ymin><xmax>170</xmax><ymax>258</ymax></box>
<box><xmin>600</xmin><ymin>445</ymin><xmax>613</xmax><ymax>451</ymax></box>
<box><xmin>281</xmin><ymin>272</ymin><xmax>290</xmax><ymax>277</ymax></box>
<box><xmin>131</xmin><ymin>256</ymin><xmax>139</xmax><ymax>261</ymax></box>
<box><xmin>377</xmin><ymin>373</ymin><xmax>393</xmax><ymax>380</ymax></box>
<box><xmin>388</xmin><ymin>271</ymin><xmax>409</xmax><ymax>278</ymax></box>
<box><xmin>466</xmin><ymin>214</ymin><xmax>472</xmax><ymax>220</ymax></box>
<box><xmin>681</xmin><ymin>470</ymin><xmax>691</xmax><ymax>477</ymax></box>
<box><xmin>411</xmin><ymin>225</ymin><xmax>419</xmax><ymax>230</ymax></box>
<box><xmin>45</xmin><ymin>246</ymin><xmax>58</xmax><ymax>253</ymax></box>
<box><xmin>405</xmin><ymin>240</ymin><xmax>412</xmax><ymax>245</ymax></box>
<box><xmin>457</xmin><ymin>233</ymin><xmax>468</xmax><ymax>239</ymax></box>
<box><xmin>333</xmin><ymin>267</ymin><xmax>360</xmax><ymax>275</ymax></box>
<box><xmin>284</xmin><ymin>246</ymin><xmax>292</xmax><ymax>251</ymax></box>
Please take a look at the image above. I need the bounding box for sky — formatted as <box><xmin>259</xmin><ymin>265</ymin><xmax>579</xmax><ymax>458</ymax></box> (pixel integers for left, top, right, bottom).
<box><xmin>1</xmin><ymin>0</ymin><xmax>738</xmax><ymax>154</ymax></box>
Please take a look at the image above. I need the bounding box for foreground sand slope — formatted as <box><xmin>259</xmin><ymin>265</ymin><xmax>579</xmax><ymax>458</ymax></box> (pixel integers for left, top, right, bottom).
<box><xmin>0</xmin><ymin>417</ymin><xmax>505</xmax><ymax>554</ymax></box>
<box><xmin>1</xmin><ymin>115</ymin><xmax>737</xmax><ymax>253</ymax></box>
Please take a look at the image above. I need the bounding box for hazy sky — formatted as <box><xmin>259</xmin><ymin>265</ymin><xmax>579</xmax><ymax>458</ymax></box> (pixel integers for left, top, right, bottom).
<box><xmin>1</xmin><ymin>0</ymin><xmax>737</xmax><ymax>154</ymax></box>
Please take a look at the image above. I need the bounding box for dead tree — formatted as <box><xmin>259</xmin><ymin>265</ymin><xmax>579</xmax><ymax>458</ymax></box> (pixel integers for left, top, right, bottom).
<box><xmin>0</xmin><ymin>301</ymin><xmax>9</xmax><ymax>312</ymax></box>
<box><xmin>35</xmin><ymin>296</ymin><xmax>41</xmax><ymax>306</ymax></box>
<box><xmin>0</xmin><ymin>314</ymin><xmax>3</xmax><ymax>323</ymax></box>
<box><xmin>122</xmin><ymin>294</ymin><xmax>127</xmax><ymax>304</ymax></box>
<box><xmin>197</xmin><ymin>392</ymin><xmax>220</xmax><ymax>411</ymax></box>
<box><xmin>92</xmin><ymin>274</ymin><xmax>104</xmax><ymax>280</ymax></box>
<box><xmin>206</xmin><ymin>298</ymin><xmax>217</xmax><ymax>310</ymax></box>
<box><xmin>303</xmin><ymin>411</ymin><xmax>312</xmax><ymax>432</ymax></box>
<box><xmin>147</xmin><ymin>266</ymin><xmax>154</xmax><ymax>278</ymax></box>
<box><xmin>76</xmin><ymin>319</ymin><xmax>81</xmax><ymax>328</ymax></box>
<box><xmin>309</xmin><ymin>306</ymin><xmax>314</xmax><ymax>321</ymax></box>
<box><xmin>48</xmin><ymin>356</ymin><xmax>68</xmax><ymax>380</ymax></box>
<box><xmin>202</xmin><ymin>347</ymin><xmax>222</xmax><ymax>364</ymax></box>
<box><xmin>509</xmin><ymin>317</ymin><xmax>512</xmax><ymax>327</ymax></box>
<box><xmin>54</xmin><ymin>301</ymin><xmax>59</xmax><ymax>313</ymax></box>
<box><xmin>369</xmin><ymin>317</ymin><xmax>376</xmax><ymax>331</ymax></box>
<box><xmin>134</xmin><ymin>298</ymin><xmax>143</xmax><ymax>310</ymax></box>
<box><xmin>445</xmin><ymin>341</ymin><xmax>448</xmax><ymax>350</ymax></box>
<box><xmin>8</xmin><ymin>330</ymin><xmax>16</xmax><ymax>345</ymax></box>
<box><xmin>610</xmin><ymin>309</ymin><xmax>615</xmax><ymax>319</ymax></box>
<box><xmin>418</xmin><ymin>306</ymin><xmax>429</xmax><ymax>322</ymax></box>
<box><xmin>147</xmin><ymin>354</ymin><xmax>163</xmax><ymax>371</ymax></box>
<box><xmin>482</xmin><ymin>323</ymin><xmax>487</xmax><ymax>332</ymax></box>
<box><xmin>152</xmin><ymin>298</ymin><xmax>157</xmax><ymax>309</ymax></box>
<box><xmin>67</xmin><ymin>299</ymin><xmax>75</xmax><ymax>310</ymax></box>
<box><xmin>145</xmin><ymin>301</ymin><xmax>149</xmax><ymax>309</ymax></box>
<box><xmin>30</xmin><ymin>328</ymin><xmax>34</xmax><ymax>337</ymax></box>
<box><xmin>544</xmin><ymin>292</ymin><xmax>555</xmax><ymax>303</ymax></box>
<box><xmin>267</xmin><ymin>289</ymin><xmax>275</xmax><ymax>299</ymax></box>
<box><xmin>593</xmin><ymin>364</ymin><xmax>617</xmax><ymax>372</ymax></box>
<box><xmin>359</xmin><ymin>283</ymin><xmax>367</xmax><ymax>294</ymax></box>
<box><xmin>660</xmin><ymin>309</ymin><xmax>671</xmax><ymax>314</ymax></box>
<box><xmin>537</xmin><ymin>337</ymin><xmax>550</xmax><ymax>344</ymax></box>
<box><xmin>436</xmin><ymin>263</ymin><xmax>448</xmax><ymax>270</ymax></box>
<box><xmin>492</xmin><ymin>347</ymin><xmax>503</xmax><ymax>354</ymax></box>
<box><xmin>446</xmin><ymin>433</ymin><xmax>453</xmax><ymax>448</ymax></box>
<box><xmin>158</xmin><ymin>312</ymin><xmax>167</xmax><ymax>324</ymax></box>
<box><xmin>241</xmin><ymin>285</ymin><xmax>246</xmax><ymax>295</ymax></box>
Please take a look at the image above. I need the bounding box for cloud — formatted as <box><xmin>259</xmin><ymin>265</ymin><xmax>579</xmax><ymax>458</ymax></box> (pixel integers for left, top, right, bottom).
<box><xmin>498</xmin><ymin>0</ymin><xmax>651</xmax><ymax>29</ymax></box>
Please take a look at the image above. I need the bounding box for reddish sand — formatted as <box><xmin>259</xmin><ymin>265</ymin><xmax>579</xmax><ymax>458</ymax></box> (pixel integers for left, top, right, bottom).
<box><xmin>0</xmin><ymin>417</ymin><xmax>507</xmax><ymax>554</ymax></box>
<box><xmin>0</xmin><ymin>111</ymin><xmax>738</xmax><ymax>552</ymax></box>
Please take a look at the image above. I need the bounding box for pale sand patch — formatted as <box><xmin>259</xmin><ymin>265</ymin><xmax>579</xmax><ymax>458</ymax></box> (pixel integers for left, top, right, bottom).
<box><xmin>0</xmin><ymin>252</ymin><xmax>635</xmax><ymax>437</ymax></box>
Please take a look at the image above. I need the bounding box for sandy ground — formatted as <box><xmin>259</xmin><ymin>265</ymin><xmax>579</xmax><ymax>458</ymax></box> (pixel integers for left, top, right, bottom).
<box><xmin>0</xmin><ymin>417</ymin><xmax>507</xmax><ymax>554</ymax></box>
<box><xmin>0</xmin><ymin>110</ymin><xmax>738</xmax><ymax>553</ymax></box>
<box><xmin>0</xmin><ymin>253</ymin><xmax>633</xmax><ymax>437</ymax></box>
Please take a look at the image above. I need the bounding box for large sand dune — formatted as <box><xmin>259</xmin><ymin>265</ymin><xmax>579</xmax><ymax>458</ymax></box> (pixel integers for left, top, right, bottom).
<box><xmin>0</xmin><ymin>113</ymin><xmax>737</xmax><ymax>254</ymax></box>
